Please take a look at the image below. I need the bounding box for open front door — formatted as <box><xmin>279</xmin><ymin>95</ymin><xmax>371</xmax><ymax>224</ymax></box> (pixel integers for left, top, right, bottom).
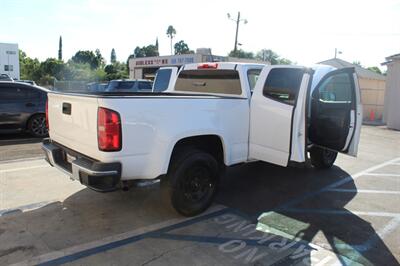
<box><xmin>249</xmin><ymin>66</ymin><xmax>312</xmax><ymax>167</ymax></box>
<box><xmin>308</xmin><ymin>67</ymin><xmax>362</xmax><ymax>156</ymax></box>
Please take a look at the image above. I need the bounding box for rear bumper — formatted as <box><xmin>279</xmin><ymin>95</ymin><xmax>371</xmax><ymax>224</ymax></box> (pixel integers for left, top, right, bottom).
<box><xmin>42</xmin><ymin>139</ymin><xmax>121</xmax><ymax>192</ymax></box>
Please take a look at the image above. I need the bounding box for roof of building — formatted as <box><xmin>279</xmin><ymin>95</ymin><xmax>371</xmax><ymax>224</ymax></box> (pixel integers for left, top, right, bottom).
<box><xmin>382</xmin><ymin>53</ymin><xmax>400</xmax><ymax>65</ymax></box>
<box><xmin>318</xmin><ymin>58</ymin><xmax>386</xmax><ymax>81</ymax></box>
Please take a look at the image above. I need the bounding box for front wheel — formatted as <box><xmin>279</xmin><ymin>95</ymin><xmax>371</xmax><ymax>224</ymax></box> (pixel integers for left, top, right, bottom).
<box><xmin>309</xmin><ymin>147</ymin><xmax>338</xmax><ymax>169</ymax></box>
<box><xmin>27</xmin><ymin>114</ymin><xmax>48</xmax><ymax>138</ymax></box>
<box><xmin>166</xmin><ymin>149</ymin><xmax>219</xmax><ymax>217</ymax></box>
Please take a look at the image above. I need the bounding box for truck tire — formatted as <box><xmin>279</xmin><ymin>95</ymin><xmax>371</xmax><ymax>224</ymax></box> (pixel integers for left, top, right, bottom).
<box><xmin>310</xmin><ymin>147</ymin><xmax>338</xmax><ymax>169</ymax></box>
<box><xmin>27</xmin><ymin>114</ymin><xmax>48</xmax><ymax>138</ymax></box>
<box><xmin>166</xmin><ymin>149</ymin><xmax>219</xmax><ymax>217</ymax></box>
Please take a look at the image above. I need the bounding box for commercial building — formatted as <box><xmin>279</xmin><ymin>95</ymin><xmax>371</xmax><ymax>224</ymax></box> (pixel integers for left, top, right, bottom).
<box><xmin>319</xmin><ymin>58</ymin><xmax>386</xmax><ymax>122</ymax></box>
<box><xmin>382</xmin><ymin>53</ymin><xmax>400</xmax><ymax>130</ymax></box>
<box><xmin>0</xmin><ymin>43</ymin><xmax>20</xmax><ymax>80</ymax></box>
<box><xmin>129</xmin><ymin>48</ymin><xmax>264</xmax><ymax>79</ymax></box>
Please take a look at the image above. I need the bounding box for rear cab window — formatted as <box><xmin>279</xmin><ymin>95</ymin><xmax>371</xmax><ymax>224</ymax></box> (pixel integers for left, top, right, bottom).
<box><xmin>174</xmin><ymin>69</ymin><xmax>242</xmax><ymax>95</ymax></box>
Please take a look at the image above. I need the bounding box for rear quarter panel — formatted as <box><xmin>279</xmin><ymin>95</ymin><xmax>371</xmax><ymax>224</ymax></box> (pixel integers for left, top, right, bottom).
<box><xmin>97</xmin><ymin>96</ymin><xmax>249</xmax><ymax>180</ymax></box>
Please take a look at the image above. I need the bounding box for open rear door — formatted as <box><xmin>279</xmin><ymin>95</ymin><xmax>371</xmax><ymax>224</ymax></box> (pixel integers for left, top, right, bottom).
<box><xmin>152</xmin><ymin>67</ymin><xmax>178</xmax><ymax>92</ymax></box>
<box><xmin>249</xmin><ymin>66</ymin><xmax>312</xmax><ymax>167</ymax></box>
<box><xmin>308</xmin><ymin>67</ymin><xmax>362</xmax><ymax>156</ymax></box>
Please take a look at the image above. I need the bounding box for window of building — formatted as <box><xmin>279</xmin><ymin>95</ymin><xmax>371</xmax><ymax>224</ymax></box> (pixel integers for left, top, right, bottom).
<box><xmin>4</xmin><ymin>65</ymin><xmax>14</xmax><ymax>71</ymax></box>
<box><xmin>263</xmin><ymin>68</ymin><xmax>304</xmax><ymax>105</ymax></box>
<box><xmin>175</xmin><ymin>69</ymin><xmax>242</xmax><ymax>95</ymax></box>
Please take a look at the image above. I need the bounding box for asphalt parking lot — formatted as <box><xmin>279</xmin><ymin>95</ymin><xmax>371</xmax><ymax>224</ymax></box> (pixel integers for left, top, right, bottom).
<box><xmin>0</xmin><ymin>126</ymin><xmax>399</xmax><ymax>266</ymax></box>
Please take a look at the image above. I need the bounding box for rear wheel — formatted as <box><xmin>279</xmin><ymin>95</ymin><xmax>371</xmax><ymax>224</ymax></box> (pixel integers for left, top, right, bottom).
<box><xmin>165</xmin><ymin>149</ymin><xmax>219</xmax><ymax>216</ymax></box>
<box><xmin>310</xmin><ymin>146</ymin><xmax>338</xmax><ymax>169</ymax></box>
<box><xmin>28</xmin><ymin>114</ymin><xmax>48</xmax><ymax>138</ymax></box>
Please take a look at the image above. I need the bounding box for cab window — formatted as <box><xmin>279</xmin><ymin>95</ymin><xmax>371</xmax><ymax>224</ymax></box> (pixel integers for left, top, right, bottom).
<box><xmin>175</xmin><ymin>70</ymin><xmax>242</xmax><ymax>95</ymax></box>
<box><xmin>153</xmin><ymin>69</ymin><xmax>172</xmax><ymax>92</ymax></box>
<box><xmin>247</xmin><ymin>69</ymin><xmax>261</xmax><ymax>92</ymax></box>
<box><xmin>316</xmin><ymin>73</ymin><xmax>352</xmax><ymax>103</ymax></box>
<box><xmin>263</xmin><ymin>68</ymin><xmax>303</xmax><ymax>105</ymax></box>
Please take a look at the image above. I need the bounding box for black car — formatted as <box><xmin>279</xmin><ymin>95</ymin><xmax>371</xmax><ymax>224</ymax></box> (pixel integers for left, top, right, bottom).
<box><xmin>0</xmin><ymin>81</ymin><xmax>48</xmax><ymax>137</ymax></box>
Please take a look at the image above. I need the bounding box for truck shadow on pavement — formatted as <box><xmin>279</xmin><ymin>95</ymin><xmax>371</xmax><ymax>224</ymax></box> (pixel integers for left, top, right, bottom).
<box><xmin>0</xmin><ymin>162</ymin><xmax>398</xmax><ymax>265</ymax></box>
<box><xmin>0</xmin><ymin>133</ymin><xmax>43</xmax><ymax>146</ymax></box>
<box><xmin>216</xmin><ymin>161</ymin><xmax>399</xmax><ymax>266</ymax></box>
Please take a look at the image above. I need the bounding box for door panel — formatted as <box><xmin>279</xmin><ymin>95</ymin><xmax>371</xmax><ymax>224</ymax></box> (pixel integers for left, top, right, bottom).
<box><xmin>309</xmin><ymin>68</ymin><xmax>361</xmax><ymax>155</ymax></box>
<box><xmin>249</xmin><ymin>66</ymin><xmax>310</xmax><ymax>166</ymax></box>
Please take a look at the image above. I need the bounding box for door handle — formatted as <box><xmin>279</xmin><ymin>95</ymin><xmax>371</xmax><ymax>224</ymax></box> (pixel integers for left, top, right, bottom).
<box><xmin>62</xmin><ymin>103</ymin><xmax>72</xmax><ymax>115</ymax></box>
<box><xmin>26</xmin><ymin>103</ymin><xmax>35</xmax><ymax>107</ymax></box>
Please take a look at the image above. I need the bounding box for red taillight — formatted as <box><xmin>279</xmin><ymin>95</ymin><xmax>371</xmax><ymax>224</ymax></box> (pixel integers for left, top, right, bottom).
<box><xmin>197</xmin><ymin>63</ymin><xmax>218</xmax><ymax>69</ymax></box>
<box><xmin>97</xmin><ymin>107</ymin><xmax>122</xmax><ymax>151</ymax></box>
<box><xmin>45</xmin><ymin>100</ymin><xmax>49</xmax><ymax>131</ymax></box>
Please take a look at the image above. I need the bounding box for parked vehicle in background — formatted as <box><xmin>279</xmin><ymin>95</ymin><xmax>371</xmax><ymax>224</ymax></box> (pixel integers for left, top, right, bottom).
<box><xmin>18</xmin><ymin>80</ymin><xmax>37</xmax><ymax>86</ymax></box>
<box><xmin>43</xmin><ymin>62</ymin><xmax>362</xmax><ymax>216</ymax></box>
<box><xmin>0</xmin><ymin>82</ymin><xmax>48</xmax><ymax>137</ymax></box>
<box><xmin>152</xmin><ymin>67</ymin><xmax>179</xmax><ymax>92</ymax></box>
<box><xmin>87</xmin><ymin>82</ymin><xmax>109</xmax><ymax>92</ymax></box>
<box><xmin>0</xmin><ymin>74</ymin><xmax>13</xmax><ymax>81</ymax></box>
<box><xmin>105</xmin><ymin>79</ymin><xmax>153</xmax><ymax>92</ymax></box>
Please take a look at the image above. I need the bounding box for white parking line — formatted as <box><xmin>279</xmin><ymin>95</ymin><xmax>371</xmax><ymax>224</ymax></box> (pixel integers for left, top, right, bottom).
<box><xmin>377</xmin><ymin>217</ymin><xmax>400</xmax><ymax>239</ymax></box>
<box><xmin>0</xmin><ymin>201</ymin><xmax>55</xmax><ymax>217</ymax></box>
<box><xmin>326</xmin><ymin>188</ymin><xmax>400</xmax><ymax>195</ymax></box>
<box><xmin>0</xmin><ymin>157</ymin><xmax>45</xmax><ymax>164</ymax></box>
<box><xmin>10</xmin><ymin>204</ymin><xmax>227</xmax><ymax>266</ymax></box>
<box><xmin>363</xmin><ymin>173</ymin><xmax>400</xmax><ymax>177</ymax></box>
<box><xmin>282</xmin><ymin>208</ymin><xmax>400</xmax><ymax>218</ymax></box>
<box><xmin>0</xmin><ymin>165</ymin><xmax>48</xmax><ymax>173</ymax></box>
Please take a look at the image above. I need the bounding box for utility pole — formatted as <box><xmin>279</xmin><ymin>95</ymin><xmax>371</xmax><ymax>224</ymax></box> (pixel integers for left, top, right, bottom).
<box><xmin>334</xmin><ymin>48</ymin><xmax>342</xmax><ymax>59</ymax></box>
<box><xmin>58</xmin><ymin>36</ymin><xmax>62</xmax><ymax>61</ymax></box>
<box><xmin>228</xmin><ymin>12</ymin><xmax>247</xmax><ymax>54</ymax></box>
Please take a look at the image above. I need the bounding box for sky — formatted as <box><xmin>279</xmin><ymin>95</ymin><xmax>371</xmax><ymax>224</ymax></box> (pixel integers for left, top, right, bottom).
<box><xmin>1</xmin><ymin>0</ymin><xmax>400</xmax><ymax>70</ymax></box>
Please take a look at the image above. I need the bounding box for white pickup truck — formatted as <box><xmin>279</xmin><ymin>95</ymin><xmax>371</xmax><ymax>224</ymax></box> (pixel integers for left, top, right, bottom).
<box><xmin>43</xmin><ymin>62</ymin><xmax>362</xmax><ymax>216</ymax></box>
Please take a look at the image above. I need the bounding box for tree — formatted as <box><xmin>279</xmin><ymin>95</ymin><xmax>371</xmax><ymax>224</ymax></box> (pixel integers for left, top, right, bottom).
<box><xmin>104</xmin><ymin>62</ymin><xmax>128</xmax><ymax>80</ymax></box>
<box><xmin>229</xmin><ymin>49</ymin><xmax>254</xmax><ymax>59</ymax></box>
<box><xmin>39</xmin><ymin>58</ymin><xmax>65</xmax><ymax>80</ymax></box>
<box><xmin>367</xmin><ymin>66</ymin><xmax>382</xmax><ymax>74</ymax></box>
<box><xmin>174</xmin><ymin>40</ymin><xmax>193</xmax><ymax>55</ymax></box>
<box><xmin>58</xmin><ymin>36</ymin><xmax>62</xmax><ymax>60</ymax></box>
<box><xmin>95</xmin><ymin>49</ymin><xmax>105</xmax><ymax>67</ymax></box>
<box><xmin>255</xmin><ymin>49</ymin><xmax>293</xmax><ymax>65</ymax></box>
<box><xmin>110</xmin><ymin>48</ymin><xmax>117</xmax><ymax>64</ymax></box>
<box><xmin>71</xmin><ymin>50</ymin><xmax>102</xmax><ymax>69</ymax></box>
<box><xmin>256</xmin><ymin>49</ymin><xmax>279</xmax><ymax>64</ymax></box>
<box><xmin>134</xmin><ymin>45</ymin><xmax>159</xmax><ymax>58</ymax></box>
<box><xmin>166</xmin><ymin>25</ymin><xmax>176</xmax><ymax>55</ymax></box>
<box><xmin>19</xmin><ymin>50</ymin><xmax>41</xmax><ymax>81</ymax></box>
<box><xmin>143</xmin><ymin>45</ymin><xmax>159</xmax><ymax>57</ymax></box>
<box><xmin>352</xmin><ymin>61</ymin><xmax>362</xmax><ymax>67</ymax></box>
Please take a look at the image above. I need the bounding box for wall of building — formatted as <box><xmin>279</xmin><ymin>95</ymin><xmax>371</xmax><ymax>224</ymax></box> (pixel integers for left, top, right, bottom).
<box><xmin>384</xmin><ymin>59</ymin><xmax>400</xmax><ymax>130</ymax></box>
<box><xmin>129</xmin><ymin>54</ymin><xmax>203</xmax><ymax>79</ymax></box>
<box><xmin>358</xmin><ymin>78</ymin><xmax>386</xmax><ymax>121</ymax></box>
<box><xmin>0</xmin><ymin>43</ymin><xmax>20</xmax><ymax>79</ymax></box>
<box><xmin>128</xmin><ymin>52</ymin><xmax>265</xmax><ymax>79</ymax></box>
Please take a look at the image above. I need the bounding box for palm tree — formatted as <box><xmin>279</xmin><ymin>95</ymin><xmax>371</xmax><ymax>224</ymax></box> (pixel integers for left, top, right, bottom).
<box><xmin>166</xmin><ymin>25</ymin><xmax>176</xmax><ymax>55</ymax></box>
